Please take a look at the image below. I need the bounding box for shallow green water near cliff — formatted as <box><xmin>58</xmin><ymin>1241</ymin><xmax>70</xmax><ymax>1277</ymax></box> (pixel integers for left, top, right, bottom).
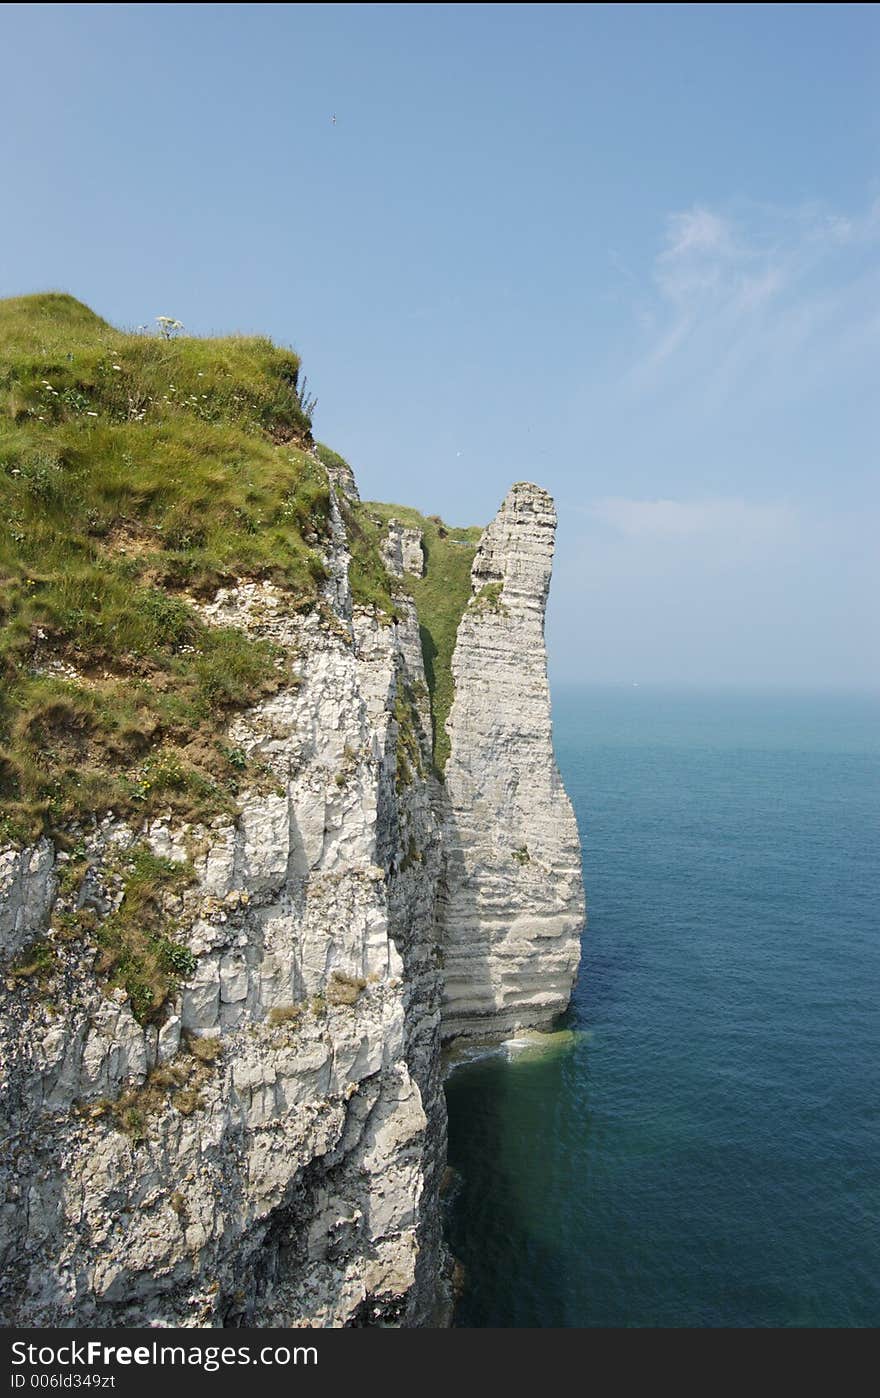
<box><xmin>443</xmin><ymin>688</ymin><xmax>880</xmax><ymax>1327</ymax></box>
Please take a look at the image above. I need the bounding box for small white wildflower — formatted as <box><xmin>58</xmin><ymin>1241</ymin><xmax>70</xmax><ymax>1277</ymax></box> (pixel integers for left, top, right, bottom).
<box><xmin>86</xmin><ymin>411</ymin><xmax>98</xmax><ymax>417</ymax></box>
<box><xmin>112</xmin><ymin>364</ymin><xmax>122</xmax><ymax>371</ymax></box>
<box><xmin>155</xmin><ymin>315</ymin><xmax>184</xmax><ymax>339</ymax></box>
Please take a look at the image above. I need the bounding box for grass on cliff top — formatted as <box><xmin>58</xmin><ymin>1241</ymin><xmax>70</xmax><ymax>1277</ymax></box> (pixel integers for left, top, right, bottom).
<box><xmin>362</xmin><ymin>501</ymin><xmax>482</xmax><ymax>773</ymax></box>
<box><xmin>0</xmin><ymin>292</ymin><xmax>335</xmax><ymax>842</ymax></box>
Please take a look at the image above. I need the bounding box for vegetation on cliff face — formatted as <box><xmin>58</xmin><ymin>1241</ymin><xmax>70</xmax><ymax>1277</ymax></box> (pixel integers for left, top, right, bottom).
<box><xmin>0</xmin><ymin>292</ymin><xmax>478</xmax><ymax>843</ymax></box>
<box><xmin>338</xmin><ymin>496</ymin><xmax>401</xmax><ymax>620</ymax></box>
<box><xmin>299</xmin><ymin>441</ymin><xmax>483</xmax><ymax>774</ymax></box>
<box><xmin>0</xmin><ymin>293</ymin><xmax>333</xmax><ymax>842</ymax></box>
<box><xmin>363</xmin><ymin>502</ymin><xmax>481</xmax><ymax>772</ymax></box>
<box><xmin>92</xmin><ymin>843</ymin><xmax>198</xmax><ymax>1022</ymax></box>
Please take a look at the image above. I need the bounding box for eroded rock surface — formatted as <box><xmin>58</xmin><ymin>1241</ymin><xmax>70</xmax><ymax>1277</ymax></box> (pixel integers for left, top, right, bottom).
<box><xmin>0</xmin><ymin>491</ymin><xmax>446</xmax><ymax>1328</ymax></box>
<box><xmin>0</xmin><ymin>474</ymin><xmax>583</xmax><ymax>1327</ymax></box>
<box><xmin>381</xmin><ymin>521</ymin><xmax>425</xmax><ymax>579</ymax></box>
<box><xmin>439</xmin><ymin>482</ymin><xmax>585</xmax><ymax>1038</ymax></box>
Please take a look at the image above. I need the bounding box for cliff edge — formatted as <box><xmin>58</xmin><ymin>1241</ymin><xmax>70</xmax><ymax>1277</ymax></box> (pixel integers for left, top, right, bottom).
<box><xmin>0</xmin><ymin>295</ymin><xmax>584</xmax><ymax>1327</ymax></box>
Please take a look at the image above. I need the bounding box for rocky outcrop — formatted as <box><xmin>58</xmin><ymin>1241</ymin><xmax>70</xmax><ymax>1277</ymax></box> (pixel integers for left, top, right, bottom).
<box><xmin>322</xmin><ymin>454</ymin><xmax>360</xmax><ymax>504</ymax></box>
<box><xmin>0</xmin><ymin>472</ymin><xmax>583</xmax><ymax>1327</ymax></box>
<box><xmin>0</xmin><ymin>492</ymin><xmax>448</xmax><ymax>1328</ymax></box>
<box><xmin>381</xmin><ymin>521</ymin><xmax>425</xmax><ymax>579</ymax></box>
<box><xmin>439</xmin><ymin>483</ymin><xmax>584</xmax><ymax>1039</ymax></box>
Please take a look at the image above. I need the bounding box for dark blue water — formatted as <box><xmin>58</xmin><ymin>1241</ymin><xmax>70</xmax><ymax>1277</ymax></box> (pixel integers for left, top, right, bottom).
<box><xmin>444</xmin><ymin>688</ymin><xmax>880</xmax><ymax>1327</ymax></box>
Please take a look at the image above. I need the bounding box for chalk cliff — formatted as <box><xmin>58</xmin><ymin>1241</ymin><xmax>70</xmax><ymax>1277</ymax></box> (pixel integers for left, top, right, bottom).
<box><xmin>1</xmin><ymin>494</ymin><xmax>454</xmax><ymax>1326</ymax></box>
<box><xmin>0</xmin><ymin>299</ymin><xmax>584</xmax><ymax>1327</ymax></box>
<box><xmin>439</xmin><ymin>484</ymin><xmax>584</xmax><ymax>1038</ymax></box>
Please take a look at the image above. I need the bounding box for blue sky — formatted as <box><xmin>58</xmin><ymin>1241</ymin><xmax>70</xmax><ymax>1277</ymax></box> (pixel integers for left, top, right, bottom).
<box><xmin>2</xmin><ymin>3</ymin><xmax>878</xmax><ymax>688</ymax></box>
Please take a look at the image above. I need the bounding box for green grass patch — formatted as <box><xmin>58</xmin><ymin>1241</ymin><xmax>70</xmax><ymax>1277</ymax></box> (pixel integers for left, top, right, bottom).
<box><xmin>0</xmin><ymin>292</ymin><xmax>313</xmax><ymax>442</ymax></box>
<box><xmin>92</xmin><ymin>843</ymin><xmax>197</xmax><ymax>1022</ymax></box>
<box><xmin>470</xmin><ymin>580</ymin><xmax>508</xmax><ymax>615</ymax></box>
<box><xmin>336</xmin><ymin>495</ymin><xmax>400</xmax><ymax>620</ymax></box>
<box><xmin>0</xmin><ymin>293</ymin><xmax>336</xmax><ymax>840</ymax></box>
<box><xmin>7</xmin><ymin>937</ymin><xmax>57</xmax><ymax>982</ymax></box>
<box><xmin>394</xmin><ymin>685</ymin><xmax>425</xmax><ymax>789</ymax></box>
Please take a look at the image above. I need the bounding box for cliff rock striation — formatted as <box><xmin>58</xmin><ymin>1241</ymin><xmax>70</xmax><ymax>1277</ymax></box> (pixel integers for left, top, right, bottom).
<box><xmin>0</xmin><ymin>295</ymin><xmax>584</xmax><ymax>1327</ymax></box>
<box><xmin>439</xmin><ymin>484</ymin><xmax>584</xmax><ymax>1038</ymax></box>
<box><xmin>0</xmin><ymin>504</ymin><xmax>447</xmax><ymax>1327</ymax></box>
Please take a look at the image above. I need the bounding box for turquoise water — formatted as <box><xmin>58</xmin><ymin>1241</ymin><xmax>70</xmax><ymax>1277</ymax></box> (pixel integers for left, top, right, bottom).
<box><xmin>443</xmin><ymin>688</ymin><xmax>880</xmax><ymax>1327</ymax></box>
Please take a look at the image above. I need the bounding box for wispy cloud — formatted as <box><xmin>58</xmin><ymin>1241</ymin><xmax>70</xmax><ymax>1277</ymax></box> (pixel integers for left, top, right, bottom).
<box><xmin>561</xmin><ymin>197</ymin><xmax>880</xmax><ymax>689</ymax></box>
<box><xmin>662</xmin><ymin>207</ymin><xmax>733</xmax><ymax>260</ymax></box>
<box><xmin>626</xmin><ymin>196</ymin><xmax>880</xmax><ymax>400</ymax></box>
<box><xmin>655</xmin><ymin>207</ymin><xmax>740</xmax><ymax>304</ymax></box>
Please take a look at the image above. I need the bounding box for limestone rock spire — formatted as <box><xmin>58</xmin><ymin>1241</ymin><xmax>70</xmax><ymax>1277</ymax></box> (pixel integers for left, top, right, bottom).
<box><xmin>439</xmin><ymin>482</ymin><xmax>585</xmax><ymax>1038</ymax></box>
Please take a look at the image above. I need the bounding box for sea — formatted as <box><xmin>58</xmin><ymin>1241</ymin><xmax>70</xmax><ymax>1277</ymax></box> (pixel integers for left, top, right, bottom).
<box><xmin>443</xmin><ymin>687</ymin><xmax>880</xmax><ymax>1327</ymax></box>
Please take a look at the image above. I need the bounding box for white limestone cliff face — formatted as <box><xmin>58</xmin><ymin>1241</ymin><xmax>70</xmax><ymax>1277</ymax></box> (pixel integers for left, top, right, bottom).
<box><xmin>0</xmin><ymin>491</ymin><xmax>447</xmax><ymax>1328</ymax></box>
<box><xmin>439</xmin><ymin>483</ymin><xmax>585</xmax><ymax>1039</ymax></box>
<box><xmin>381</xmin><ymin>521</ymin><xmax>425</xmax><ymax>579</ymax></box>
<box><xmin>0</xmin><ymin>473</ymin><xmax>584</xmax><ymax>1327</ymax></box>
